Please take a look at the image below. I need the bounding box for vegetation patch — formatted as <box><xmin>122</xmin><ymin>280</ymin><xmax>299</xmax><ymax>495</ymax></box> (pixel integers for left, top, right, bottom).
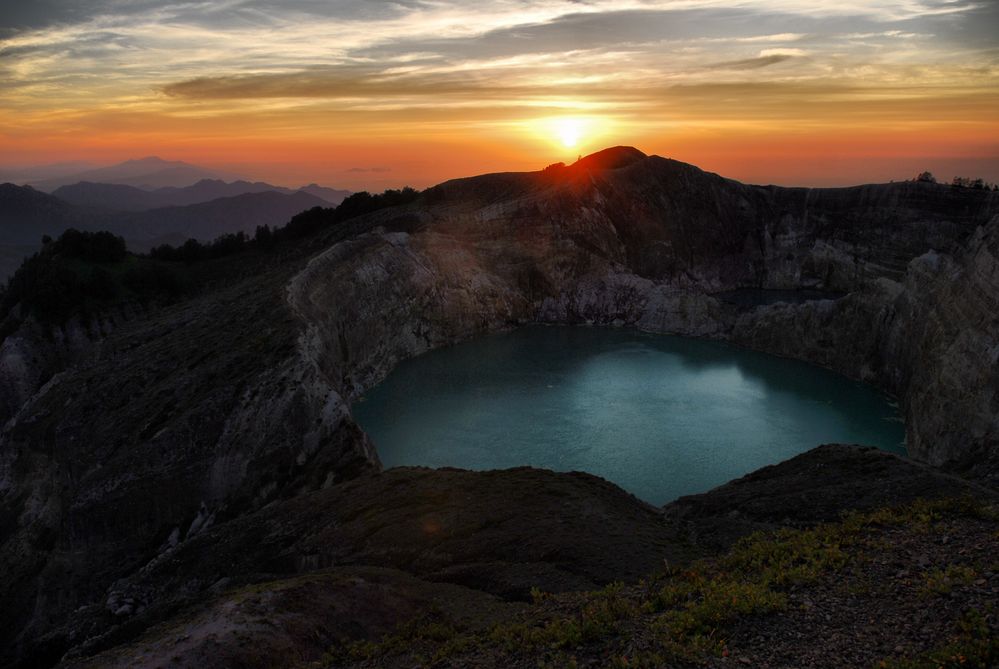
<box><xmin>919</xmin><ymin>565</ymin><xmax>978</xmax><ymax>598</ymax></box>
<box><xmin>0</xmin><ymin>229</ymin><xmax>193</xmax><ymax>326</ymax></box>
<box><xmin>878</xmin><ymin>608</ymin><xmax>998</xmax><ymax>669</ymax></box>
<box><xmin>322</xmin><ymin>497</ymin><xmax>996</xmax><ymax>668</ymax></box>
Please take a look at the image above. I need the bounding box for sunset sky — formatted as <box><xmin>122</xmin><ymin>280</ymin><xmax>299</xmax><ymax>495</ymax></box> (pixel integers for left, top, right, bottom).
<box><xmin>1</xmin><ymin>0</ymin><xmax>997</xmax><ymax>190</ymax></box>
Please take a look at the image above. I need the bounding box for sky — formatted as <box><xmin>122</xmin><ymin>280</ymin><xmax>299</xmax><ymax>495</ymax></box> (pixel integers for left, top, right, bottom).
<box><xmin>1</xmin><ymin>0</ymin><xmax>997</xmax><ymax>189</ymax></box>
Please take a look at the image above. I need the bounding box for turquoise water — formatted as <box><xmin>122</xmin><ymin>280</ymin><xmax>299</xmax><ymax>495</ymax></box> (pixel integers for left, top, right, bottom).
<box><xmin>353</xmin><ymin>326</ymin><xmax>906</xmax><ymax>505</ymax></box>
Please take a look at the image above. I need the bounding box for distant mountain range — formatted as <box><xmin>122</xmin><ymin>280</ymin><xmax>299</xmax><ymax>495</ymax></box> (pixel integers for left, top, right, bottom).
<box><xmin>8</xmin><ymin>157</ymin><xmax>355</xmax><ymax>202</ymax></box>
<box><xmin>52</xmin><ymin>179</ymin><xmax>350</xmax><ymax>211</ymax></box>
<box><xmin>28</xmin><ymin>157</ymin><xmax>244</xmax><ymax>192</ymax></box>
<box><xmin>0</xmin><ymin>182</ymin><xmax>342</xmax><ymax>279</ymax></box>
<box><xmin>0</xmin><ymin>156</ymin><xmax>352</xmax><ymax>279</ymax></box>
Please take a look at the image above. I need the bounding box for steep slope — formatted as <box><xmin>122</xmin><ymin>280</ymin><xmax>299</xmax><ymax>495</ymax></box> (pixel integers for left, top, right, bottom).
<box><xmin>1</xmin><ymin>149</ymin><xmax>997</xmax><ymax>667</ymax></box>
<box><xmin>0</xmin><ymin>227</ymin><xmax>378</xmax><ymax>668</ymax></box>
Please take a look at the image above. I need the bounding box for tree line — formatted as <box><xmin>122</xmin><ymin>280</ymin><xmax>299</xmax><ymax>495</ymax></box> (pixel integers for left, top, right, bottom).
<box><xmin>0</xmin><ymin>230</ymin><xmax>192</xmax><ymax>327</ymax></box>
<box><xmin>915</xmin><ymin>172</ymin><xmax>998</xmax><ymax>190</ymax></box>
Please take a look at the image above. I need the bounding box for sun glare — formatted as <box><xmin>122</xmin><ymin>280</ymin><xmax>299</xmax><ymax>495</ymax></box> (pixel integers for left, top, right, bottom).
<box><xmin>556</xmin><ymin>118</ymin><xmax>583</xmax><ymax>148</ymax></box>
<box><xmin>526</xmin><ymin>115</ymin><xmax>611</xmax><ymax>154</ymax></box>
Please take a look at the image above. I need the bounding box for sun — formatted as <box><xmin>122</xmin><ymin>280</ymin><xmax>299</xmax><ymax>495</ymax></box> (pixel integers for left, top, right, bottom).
<box><xmin>524</xmin><ymin>114</ymin><xmax>611</xmax><ymax>153</ymax></box>
<box><xmin>556</xmin><ymin>118</ymin><xmax>584</xmax><ymax>148</ymax></box>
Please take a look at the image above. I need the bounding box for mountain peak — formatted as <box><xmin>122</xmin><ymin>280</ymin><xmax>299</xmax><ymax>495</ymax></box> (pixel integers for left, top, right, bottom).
<box><xmin>126</xmin><ymin>156</ymin><xmax>174</xmax><ymax>166</ymax></box>
<box><xmin>572</xmin><ymin>146</ymin><xmax>647</xmax><ymax>171</ymax></box>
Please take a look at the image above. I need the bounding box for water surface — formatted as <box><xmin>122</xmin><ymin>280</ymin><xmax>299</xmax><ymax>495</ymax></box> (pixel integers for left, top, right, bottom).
<box><xmin>353</xmin><ymin>326</ymin><xmax>905</xmax><ymax>505</ymax></box>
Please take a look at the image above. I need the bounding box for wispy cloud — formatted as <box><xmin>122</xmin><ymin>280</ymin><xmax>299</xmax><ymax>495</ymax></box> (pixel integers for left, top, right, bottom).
<box><xmin>708</xmin><ymin>54</ymin><xmax>796</xmax><ymax>70</ymax></box>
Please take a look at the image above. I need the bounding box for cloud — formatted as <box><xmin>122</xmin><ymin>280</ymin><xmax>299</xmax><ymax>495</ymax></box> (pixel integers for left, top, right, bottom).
<box><xmin>758</xmin><ymin>48</ymin><xmax>808</xmax><ymax>57</ymax></box>
<box><xmin>708</xmin><ymin>54</ymin><xmax>795</xmax><ymax>70</ymax></box>
<box><xmin>1</xmin><ymin>0</ymin><xmax>997</xmax><ymax>162</ymax></box>
<box><xmin>160</xmin><ymin>66</ymin><xmax>538</xmax><ymax>100</ymax></box>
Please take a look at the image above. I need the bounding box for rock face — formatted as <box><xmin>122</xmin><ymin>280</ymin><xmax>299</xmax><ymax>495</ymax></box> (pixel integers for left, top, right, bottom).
<box><xmin>1</xmin><ymin>147</ymin><xmax>998</xmax><ymax>667</ymax></box>
<box><xmin>290</xmin><ymin>147</ymin><xmax>999</xmax><ymax>464</ymax></box>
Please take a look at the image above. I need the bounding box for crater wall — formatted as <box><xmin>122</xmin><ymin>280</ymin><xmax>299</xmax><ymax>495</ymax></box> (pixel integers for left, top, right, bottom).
<box><xmin>290</xmin><ymin>154</ymin><xmax>999</xmax><ymax>473</ymax></box>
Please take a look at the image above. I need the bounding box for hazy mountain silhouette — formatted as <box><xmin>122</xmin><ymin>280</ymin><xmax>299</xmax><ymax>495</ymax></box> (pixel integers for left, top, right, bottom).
<box><xmin>115</xmin><ymin>190</ymin><xmax>330</xmax><ymax>248</ymax></box>
<box><xmin>49</xmin><ymin>182</ymin><xmax>171</xmax><ymax>212</ymax></box>
<box><xmin>30</xmin><ymin>157</ymin><xmax>243</xmax><ymax>192</ymax></box>
<box><xmin>299</xmin><ymin>183</ymin><xmax>351</xmax><ymax>204</ymax></box>
<box><xmin>53</xmin><ymin>179</ymin><xmax>350</xmax><ymax>211</ymax></box>
<box><xmin>0</xmin><ymin>183</ymin><xmax>332</xmax><ymax>277</ymax></box>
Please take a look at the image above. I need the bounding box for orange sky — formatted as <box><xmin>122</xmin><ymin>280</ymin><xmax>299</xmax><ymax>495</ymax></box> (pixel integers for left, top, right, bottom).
<box><xmin>1</xmin><ymin>1</ymin><xmax>997</xmax><ymax>189</ymax></box>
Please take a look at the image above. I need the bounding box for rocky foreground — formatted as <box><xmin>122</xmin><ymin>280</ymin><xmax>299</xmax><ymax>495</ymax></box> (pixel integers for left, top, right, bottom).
<box><xmin>60</xmin><ymin>447</ymin><xmax>999</xmax><ymax>668</ymax></box>
<box><xmin>1</xmin><ymin>148</ymin><xmax>998</xmax><ymax>667</ymax></box>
